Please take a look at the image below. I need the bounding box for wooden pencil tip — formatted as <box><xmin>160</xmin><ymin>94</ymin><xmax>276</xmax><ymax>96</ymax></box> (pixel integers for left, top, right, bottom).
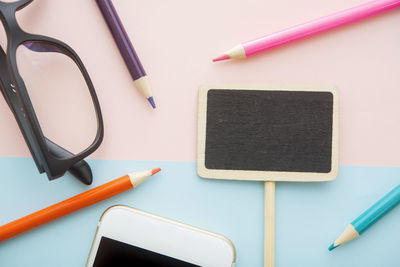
<box><xmin>212</xmin><ymin>54</ymin><xmax>230</xmax><ymax>62</ymax></box>
<box><xmin>152</xmin><ymin>168</ymin><xmax>161</xmax><ymax>175</ymax></box>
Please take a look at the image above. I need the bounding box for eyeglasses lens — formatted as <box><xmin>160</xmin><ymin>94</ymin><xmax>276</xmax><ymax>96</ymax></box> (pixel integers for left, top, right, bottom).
<box><xmin>16</xmin><ymin>41</ymin><xmax>98</xmax><ymax>157</ymax></box>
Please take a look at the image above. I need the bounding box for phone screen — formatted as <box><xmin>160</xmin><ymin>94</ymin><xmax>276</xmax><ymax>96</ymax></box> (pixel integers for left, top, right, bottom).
<box><xmin>92</xmin><ymin>236</ymin><xmax>201</xmax><ymax>267</ymax></box>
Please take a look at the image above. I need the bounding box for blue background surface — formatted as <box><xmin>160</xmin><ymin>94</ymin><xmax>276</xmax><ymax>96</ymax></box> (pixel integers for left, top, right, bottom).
<box><xmin>0</xmin><ymin>157</ymin><xmax>399</xmax><ymax>266</ymax></box>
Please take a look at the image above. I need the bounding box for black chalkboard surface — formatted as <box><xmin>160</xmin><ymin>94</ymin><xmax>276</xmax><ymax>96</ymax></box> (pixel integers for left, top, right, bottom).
<box><xmin>197</xmin><ymin>85</ymin><xmax>338</xmax><ymax>182</ymax></box>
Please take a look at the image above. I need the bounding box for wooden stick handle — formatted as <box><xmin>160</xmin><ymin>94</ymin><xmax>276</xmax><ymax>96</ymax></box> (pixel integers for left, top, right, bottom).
<box><xmin>264</xmin><ymin>181</ymin><xmax>275</xmax><ymax>267</ymax></box>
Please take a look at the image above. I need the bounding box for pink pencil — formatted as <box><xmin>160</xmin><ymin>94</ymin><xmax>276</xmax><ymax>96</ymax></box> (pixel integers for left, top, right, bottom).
<box><xmin>213</xmin><ymin>0</ymin><xmax>400</xmax><ymax>62</ymax></box>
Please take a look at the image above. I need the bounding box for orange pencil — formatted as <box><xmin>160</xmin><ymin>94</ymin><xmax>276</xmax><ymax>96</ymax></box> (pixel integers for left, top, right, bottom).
<box><xmin>0</xmin><ymin>168</ymin><xmax>161</xmax><ymax>242</ymax></box>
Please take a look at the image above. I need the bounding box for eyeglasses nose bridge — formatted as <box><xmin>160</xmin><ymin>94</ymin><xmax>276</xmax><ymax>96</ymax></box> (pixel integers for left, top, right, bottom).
<box><xmin>0</xmin><ymin>0</ymin><xmax>34</xmax><ymax>42</ymax></box>
<box><xmin>16</xmin><ymin>0</ymin><xmax>34</xmax><ymax>11</ymax></box>
<box><xmin>0</xmin><ymin>0</ymin><xmax>33</xmax><ymax>11</ymax></box>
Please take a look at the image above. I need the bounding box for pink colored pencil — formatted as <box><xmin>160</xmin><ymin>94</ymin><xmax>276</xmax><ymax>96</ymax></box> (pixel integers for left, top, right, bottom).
<box><xmin>213</xmin><ymin>0</ymin><xmax>400</xmax><ymax>62</ymax></box>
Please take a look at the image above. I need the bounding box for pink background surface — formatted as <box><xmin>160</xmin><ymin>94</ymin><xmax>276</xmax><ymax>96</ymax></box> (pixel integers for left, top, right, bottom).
<box><xmin>1</xmin><ymin>0</ymin><xmax>400</xmax><ymax>166</ymax></box>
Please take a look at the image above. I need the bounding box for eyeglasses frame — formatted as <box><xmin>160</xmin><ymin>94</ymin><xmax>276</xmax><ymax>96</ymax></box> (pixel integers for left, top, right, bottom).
<box><xmin>0</xmin><ymin>0</ymin><xmax>104</xmax><ymax>181</ymax></box>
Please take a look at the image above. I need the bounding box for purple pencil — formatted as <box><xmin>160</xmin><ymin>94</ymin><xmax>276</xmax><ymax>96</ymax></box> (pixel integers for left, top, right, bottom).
<box><xmin>96</xmin><ymin>0</ymin><xmax>156</xmax><ymax>108</ymax></box>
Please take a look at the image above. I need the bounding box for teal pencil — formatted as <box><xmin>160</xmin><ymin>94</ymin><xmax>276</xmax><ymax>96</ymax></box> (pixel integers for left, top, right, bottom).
<box><xmin>329</xmin><ymin>184</ymin><xmax>400</xmax><ymax>251</ymax></box>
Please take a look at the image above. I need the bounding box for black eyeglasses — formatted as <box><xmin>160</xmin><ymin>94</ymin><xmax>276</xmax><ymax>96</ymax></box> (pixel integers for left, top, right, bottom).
<box><xmin>0</xmin><ymin>0</ymin><xmax>104</xmax><ymax>185</ymax></box>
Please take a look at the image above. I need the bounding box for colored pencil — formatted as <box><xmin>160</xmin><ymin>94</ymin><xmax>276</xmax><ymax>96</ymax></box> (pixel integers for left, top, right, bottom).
<box><xmin>329</xmin><ymin>184</ymin><xmax>400</xmax><ymax>250</ymax></box>
<box><xmin>96</xmin><ymin>0</ymin><xmax>156</xmax><ymax>108</ymax></box>
<box><xmin>213</xmin><ymin>0</ymin><xmax>400</xmax><ymax>62</ymax></box>
<box><xmin>0</xmin><ymin>168</ymin><xmax>161</xmax><ymax>242</ymax></box>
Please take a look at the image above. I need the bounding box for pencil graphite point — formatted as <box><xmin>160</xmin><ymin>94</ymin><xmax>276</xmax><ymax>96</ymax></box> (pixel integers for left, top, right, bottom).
<box><xmin>328</xmin><ymin>243</ymin><xmax>338</xmax><ymax>251</ymax></box>
<box><xmin>147</xmin><ymin>96</ymin><xmax>156</xmax><ymax>109</ymax></box>
<box><xmin>152</xmin><ymin>168</ymin><xmax>161</xmax><ymax>175</ymax></box>
<box><xmin>212</xmin><ymin>54</ymin><xmax>230</xmax><ymax>62</ymax></box>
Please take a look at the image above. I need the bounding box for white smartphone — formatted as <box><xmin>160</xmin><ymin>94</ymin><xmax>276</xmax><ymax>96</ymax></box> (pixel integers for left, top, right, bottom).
<box><xmin>86</xmin><ymin>205</ymin><xmax>236</xmax><ymax>267</ymax></box>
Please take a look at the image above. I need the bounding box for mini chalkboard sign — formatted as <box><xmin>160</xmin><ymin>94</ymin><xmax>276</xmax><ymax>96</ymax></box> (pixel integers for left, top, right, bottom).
<box><xmin>197</xmin><ymin>84</ymin><xmax>338</xmax><ymax>266</ymax></box>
